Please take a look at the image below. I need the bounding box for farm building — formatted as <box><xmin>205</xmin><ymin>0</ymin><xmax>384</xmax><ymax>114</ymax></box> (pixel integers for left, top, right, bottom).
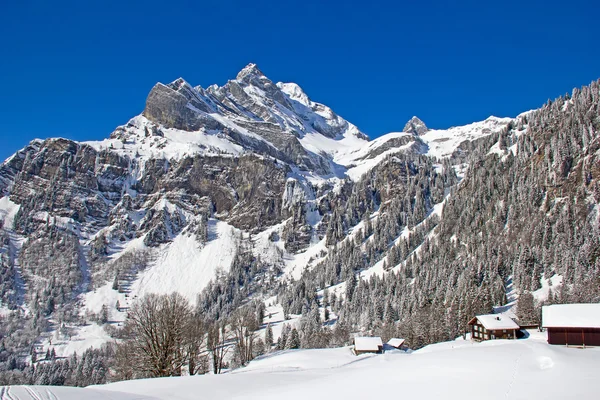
<box><xmin>386</xmin><ymin>338</ymin><xmax>406</xmax><ymax>350</ymax></box>
<box><xmin>542</xmin><ymin>303</ymin><xmax>600</xmax><ymax>346</ymax></box>
<box><xmin>353</xmin><ymin>337</ymin><xmax>383</xmax><ymax>355</ymax></box>
<box><xmin>468</xmin><ymin>314</ymin><xmax>520</xmax><ymax>341</ymax></box>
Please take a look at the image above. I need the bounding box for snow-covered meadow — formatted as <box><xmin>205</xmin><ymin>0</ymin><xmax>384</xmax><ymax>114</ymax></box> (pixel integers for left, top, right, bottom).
<box><xmin>2</xmin><ymin>331</ymin><xmax>598</xmax><ymax>400</ymax></box>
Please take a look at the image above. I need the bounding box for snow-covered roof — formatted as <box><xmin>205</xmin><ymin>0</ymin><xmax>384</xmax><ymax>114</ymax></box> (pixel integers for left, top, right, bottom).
<box><xmin>387</xmin><ymin>338</ymin><xmax>406</xmax><ymax>348</ymax></box>
<box><xmin>354</xmin><ymin>337</ymin><xmax>383</xmax><ymax>351</ymax></box>
<box><xmin>471</xmin><ymin>314</ymin><xmax>520</xmax><ymax>330</ymax></box>
<box><xmin>542</xmin><ymin>304</ymin><xmax>600</xmax><ymax>328</ymax></box>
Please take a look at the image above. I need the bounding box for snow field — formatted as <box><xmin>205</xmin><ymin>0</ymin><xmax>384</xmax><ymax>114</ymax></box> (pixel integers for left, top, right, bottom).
<box><xmin>5</xmin><ymin>331</ymin><xmax>596</xmax><ymax>400</ymax></box>
<box><xmin>101</xmin><ymin>333</ymin><xmax>599</xmax><ymax>400</ymax></box>
<box><xmin>130</xmin><ymin>219</ymin><xmax>239</xmax><ymax>304</ymax></box>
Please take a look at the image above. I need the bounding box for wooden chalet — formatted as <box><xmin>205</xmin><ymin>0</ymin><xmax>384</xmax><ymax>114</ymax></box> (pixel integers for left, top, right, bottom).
<box><xmin>353</xmin><ymin>337</ymin><xmax>383</xmax><ymax>355</ymax></box>
<box><xmin>468</xmin><ymin>314</ymin><xmax>520</xmax><ymax>341</ymax></box>
<box><xmin>542</xmin><ymin>303</ymin><xmax>600</xmax><ymax>347</ymax></box>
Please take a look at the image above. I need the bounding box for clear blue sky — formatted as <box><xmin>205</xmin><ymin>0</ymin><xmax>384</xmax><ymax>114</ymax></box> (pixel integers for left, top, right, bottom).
<box><xmin>1</xmin><ymin>0</ymin><xmax>599</xmax><ymax>162</ymax></box>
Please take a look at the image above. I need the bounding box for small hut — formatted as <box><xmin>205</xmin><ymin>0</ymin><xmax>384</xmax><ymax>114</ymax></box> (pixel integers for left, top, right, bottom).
<box><xmin>386</xmin><ymin>338</ymin><xmax>406</xmax><ymax>350</ymax></box>
<box><xmin>353</xmin><ymin>337</ymin><xmax>383</xmax><ymax>355</ymax></box>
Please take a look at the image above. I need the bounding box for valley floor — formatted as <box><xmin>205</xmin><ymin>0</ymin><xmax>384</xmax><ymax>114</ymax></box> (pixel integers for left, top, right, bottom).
<box><xmin>1</xmin><ymin>331</ymin><xmax>599</xmax><ymax>400</ymax></box>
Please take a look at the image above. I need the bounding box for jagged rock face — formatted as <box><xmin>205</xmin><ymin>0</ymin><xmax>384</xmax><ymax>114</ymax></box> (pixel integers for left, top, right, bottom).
<box><xmin>2</xmin><ymin>140</ymin><xmax>292</xmax><ymax>235</ymax></box>
<box><xmin>403</xmin><ymin>116</ymin><xmax>428</xmax><ymax>136</ymax></box>
<box><xmin>281</xmin><ymin>179</ymin><xmax>315</xmax><ymax>252</ymax></box>
<box><xmin>150</xmin><ymin>154</ymin><xmax>290</xmax><ymax>232</ymax></box>
<box><xmin>235</xmin><ymin>64</ymin><xmax>292</xmax><ymax>108</ymax></box>
<box><xmin>144</xmin><ymin>83</ymin><xmax>222</xmax><ymax>131</ymax></box>
<box><xmin>143</xmin><ymin>78</ymin><xmax>315</xmax><ymax>169</ymax></box>
<box><xmin>141</xmin><ymin>64</ymin><xmax>368</xmax><ymax>174</ymax></box>
<box><xmin>2</xmin><ymin>139</ymin><xmax>130</xmax><ymax>233</ymax></box>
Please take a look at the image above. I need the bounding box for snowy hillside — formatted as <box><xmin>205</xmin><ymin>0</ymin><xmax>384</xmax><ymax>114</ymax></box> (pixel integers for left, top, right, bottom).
<box><xmin>3</xmin><ymin>332</ymin><xmax>599</xmax><ymax>399</ymax></box>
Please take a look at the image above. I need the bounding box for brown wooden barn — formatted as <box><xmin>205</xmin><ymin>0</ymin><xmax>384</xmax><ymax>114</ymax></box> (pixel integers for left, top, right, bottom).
<box><xmin>542</xmin><ymin>304</ymin><xmax>600</xmax><ymax>347</ymax></box>
<box><xmin>468</xmin><ymin>314</ymin><xmax>520</xmax><ymax>341</ymax></box>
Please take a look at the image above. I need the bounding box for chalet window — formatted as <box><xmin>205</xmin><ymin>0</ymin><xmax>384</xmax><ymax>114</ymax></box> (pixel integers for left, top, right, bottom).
<box><xmin>503</xmin><ymin>330</ymin><xmax>506</xmax><ymax>333</ymax></box>
<box><xmin>484</xmin><ymin>334</ymin><xmax>488</xmax><ymax>339</ymax></box>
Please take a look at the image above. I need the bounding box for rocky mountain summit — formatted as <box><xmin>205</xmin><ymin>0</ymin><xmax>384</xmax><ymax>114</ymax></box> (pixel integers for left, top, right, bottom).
<box><xmin>403</xmin><ymin>116</ymin><xmax>428</xmax><ymax>136</ymax></box>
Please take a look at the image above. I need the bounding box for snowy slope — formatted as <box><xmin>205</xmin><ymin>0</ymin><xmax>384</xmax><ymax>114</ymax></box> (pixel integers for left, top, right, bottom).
<box><xmin>0</xmin><ymin>386</ymin><xmax>155</xmax><ymax>400</ymax></box>
<box><xmin>75</xmin><ymin>219</ymin><xmax>240</xmax><ymax>318</ymax></box>
<box><xmin>340</xmin><ymin>116</ymin><xmax>513</xmax><ymax>180</ymax></box>
<box><xmin>0</xmin><ymin>196</ymin><xmax>20</xmax><ymax>228</ymax></box>
<box><xmin>130</xmin><ymin>220</ymin><xmax>239</xmax><ymax>303</ymax></box>
<box><xmin>84</xmin><ymin>115</ymin><xmax>246</xmax><ymax>160</ymax></box>
<box><xmin>420</xmin><ymin>116</ymin><xmax>512</xmax><ymax>158</ymax></box>
<box><xmin>83</xmin><ymin>334</ymin><xmax>600</xmax><ymax>400</ymax></box>
<box><xmin>303</xmin><ymin>115</ymin><xmax>514</xmax><ymax>182</ymax></box>
<box><xmin>32</xmin><ymin>220</ymin><xmax>243</xmax><ymax>358</ymax></box>
<box><xmin>5</xmin><ymin>332</ymin><xmax>599</xmax><ymax>400</ymax></box>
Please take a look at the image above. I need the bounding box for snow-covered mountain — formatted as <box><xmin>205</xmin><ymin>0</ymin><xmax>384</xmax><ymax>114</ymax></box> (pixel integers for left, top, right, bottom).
<box><xmin>1</xmin><ymin>65</ymin><xmax>598</xmax><ymax>369</ymax></box>
<box><xmin>79</xmin><ymin>63</ymin><xmax>509</xmax><ymax>182</ymax></box>
<box><xmin>0</xmin><ymin>62</ymin><xmax>509</xmax><ymax>303</ymax></box>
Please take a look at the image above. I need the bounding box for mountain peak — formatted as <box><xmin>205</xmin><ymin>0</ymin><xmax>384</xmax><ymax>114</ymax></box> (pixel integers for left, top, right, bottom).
<box><xmin>278</xmin><ymin>82</ymin><xmax>310</xmax><ymax>106</ymax></box>
<box><xmin>167</xmin><ymin>77</ymin><xmax>194</xmax><ymax>91</ymax></box>
<box><xmin>236</xmin><ymin>63</ymin><xmax>266</xmax><ymax>81</ymax></box>
<box><xmin>403</xmin><ymin>116</ymin><xmax>428</xmax><ymax>136</ymax></box>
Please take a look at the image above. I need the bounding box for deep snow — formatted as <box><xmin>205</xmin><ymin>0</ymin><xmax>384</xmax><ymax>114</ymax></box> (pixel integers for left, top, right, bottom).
<box><xmin>2</xmin><ymin>331</ymin><xmax>599</xmax><ymax>400</ymax></box>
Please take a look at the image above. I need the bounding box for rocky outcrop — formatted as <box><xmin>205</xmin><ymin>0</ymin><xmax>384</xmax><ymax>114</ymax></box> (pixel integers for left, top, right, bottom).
<box><xmin>403</xmin><ymin>116</ymin><xmax>428</xmax><ymax>136</ymax></box>
<box><xmin>154</xmin><ymin>154</ymin><xmax>289</xmax><ymax>232</ymax></box>
<box><xmin>359</xmin><ymin>135</ymin><xmax>427</xmax><ymax>161</ymax></box>
<box><xmin>4</xmin><ymin>139</ymin><xmax>130</xmax><ymax>234</ymax></box>
<box><xmin>143</xmin><ymin>82</ymin><xmax>222</xmax><ymax>131</ymax></box>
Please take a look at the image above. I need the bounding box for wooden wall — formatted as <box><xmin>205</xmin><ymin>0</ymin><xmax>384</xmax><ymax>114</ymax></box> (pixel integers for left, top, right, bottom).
<box><xmin>547</xmin><ymin>328</ymin><xmax>600</xmax><ymax>346</ymax></box>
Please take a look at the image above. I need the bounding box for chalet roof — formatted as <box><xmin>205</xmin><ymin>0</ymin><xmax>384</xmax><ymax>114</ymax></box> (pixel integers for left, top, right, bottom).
<box><xmin>387</xmin><ymin>338</ymin><xmax>406</xmax><ymax>348</ymax></box>
<box><xmin>542</xmin><ymin>303</ymin><xmax>600</xmax><ymax>328</ymax></box>
<box><xmin>470</xmin><ymin>314</ymin><xmax>520</xmax><ymax>330</ymax></box>
<box><xmin>354</xmin><ymin>337</ymin><xmax>383</xmax><ymax>351</ymax></box>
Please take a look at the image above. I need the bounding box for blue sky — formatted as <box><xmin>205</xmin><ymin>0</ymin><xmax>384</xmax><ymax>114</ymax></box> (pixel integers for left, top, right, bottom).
<box><xmin>1</xmin><ymin>0</ymin><xmax>598</xmax><ymax>162</ymax></box>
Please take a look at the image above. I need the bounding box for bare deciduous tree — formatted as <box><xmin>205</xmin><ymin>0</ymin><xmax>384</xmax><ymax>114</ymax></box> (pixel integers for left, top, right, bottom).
<box><xmin>230</xmin><ymin>307</ymin><xmax>259</xmax><ymax>366</ymax></box>
<box><xmin>119</xmin><ymin>293</ymin><xmax>193</xmax><ymax>377</ymax></box>
<box><xmin>186</xmin><ymin>313</ymin><xmax>207</xmax><ymax>376</ymax></box>
<box><xmin>206</xmin><ymin>320</ymin><xmax>232</xmax><ymax>374</ymax></box>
